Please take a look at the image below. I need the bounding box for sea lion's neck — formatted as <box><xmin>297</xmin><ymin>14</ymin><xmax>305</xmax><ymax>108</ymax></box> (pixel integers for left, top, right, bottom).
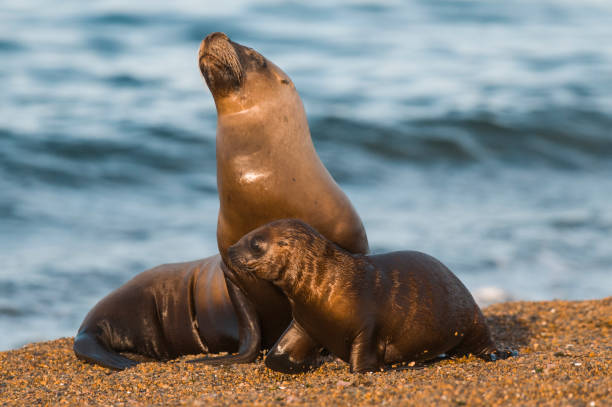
<box><xmin>278</xmin><ymin>242</ymin><xmax>357</xmax><ymax>305</ymax></box>
<box><xmin>215</xmin><ymin>71</ymin><xmax>312</xmax><ymax>146</ymax></box>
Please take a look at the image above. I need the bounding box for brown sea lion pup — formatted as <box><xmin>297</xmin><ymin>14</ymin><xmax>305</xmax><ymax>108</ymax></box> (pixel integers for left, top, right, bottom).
<box><xmin>188</xmin><ymin>32</ymin><xmax>368</xmax><ymax>366</ymax></box>
<box><xmin>224</xmin><ymin>219</ymin><xmax>517</xmax><ymax>374</ymax></box>
<box><xmin>74</xmin><ymin>32</ymin><xmax>368</xmax><ymax>369</ymax></box>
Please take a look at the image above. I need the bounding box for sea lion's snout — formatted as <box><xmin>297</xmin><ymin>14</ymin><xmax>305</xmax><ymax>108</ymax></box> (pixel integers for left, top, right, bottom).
<box><xmin>227</xmin><ymin>244</ymin><xmax>244</xmax><ymax>267</ymax></box>
<box><xmin>205</xmin><ymin>31</ymin><xmax>230</xmax><ymax>43</ymax></box>
<box><xmin>198</xmin><ymin>32</ymin><xmax>245</xmax><ymax>95</ymax></box>
<box><xmin>226</xmin><ymin>241</ymin><xmax>266</xmax><ymax>285</ymax></box>
<box><xmin>228</xmin><ymin>232</ymin><xmax>267</xmax><ymax>265</ymax></box>
<box><xmin>199</xmin><ymin>32</ymin><xmax>231</xmax><ymax>60</ymax></box>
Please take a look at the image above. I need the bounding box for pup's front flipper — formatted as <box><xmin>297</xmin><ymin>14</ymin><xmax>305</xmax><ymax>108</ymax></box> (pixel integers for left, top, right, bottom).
<box><xmin>189</xmin><ymin>279</ymin><xmax>261</xmax><ymax>365</ymax></box>
<box><xmin>349</xmin><ymin>329</ymin><xmax>384</xmax><ymax>373</ymax></box>
<box><xmin>265</xmin><ymin>319</ymin><xmax>322</xmax><ymax>374</ymax></box>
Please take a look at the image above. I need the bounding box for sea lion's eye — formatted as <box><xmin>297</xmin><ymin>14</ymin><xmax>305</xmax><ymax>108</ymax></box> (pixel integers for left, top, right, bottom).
<box><xmin>278</xmin><ymin>241</ymin><xmax>287</xmax><ymax>247</ymax></box>
<box><xmin>250</xmin><ymin>236</ymin><xmax>266</xmax><ymax>255</ymax></box>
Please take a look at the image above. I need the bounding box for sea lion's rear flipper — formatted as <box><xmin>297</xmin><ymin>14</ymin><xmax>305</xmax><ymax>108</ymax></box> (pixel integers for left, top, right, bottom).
<box><xmin>189</xmin><ymin>279</ymin><xmax>261</xmax><ymax>365</ymax></box>
<box><xmin>73</xmin><ymin>332</ymin><xmax>138</xmax><ymax>370</ymax></box>
<box><xmin>477</xmin><ymin>348</ymin><xmax>519</xmax><ymax>361</ymax></box>
<box><xmin>451</xmin><ymin>308</ymin><xmax>518</xmax><ymax>362</ymax></box>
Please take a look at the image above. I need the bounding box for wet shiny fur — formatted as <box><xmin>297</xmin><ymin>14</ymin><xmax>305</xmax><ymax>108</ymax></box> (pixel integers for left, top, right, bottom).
<box><xmin>74</xmin><ymin>256</ymin><xmax>239</xmax><ymax>369</ymax></box>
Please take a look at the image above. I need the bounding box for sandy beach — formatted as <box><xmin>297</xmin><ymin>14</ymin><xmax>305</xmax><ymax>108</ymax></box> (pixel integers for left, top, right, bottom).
<box><xmin>1</xmin><ymin>297</ymin><xmax>610</xmax><ymax>406</ymax></box>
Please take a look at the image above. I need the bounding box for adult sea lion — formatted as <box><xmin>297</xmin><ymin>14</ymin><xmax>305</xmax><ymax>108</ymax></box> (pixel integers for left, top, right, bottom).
<box><xmin>73</xmin><ymin>32</ymin><xmax>368</xmax><ymax>369</ymax></box>
<box><xmin>224</xmin><ymin>219</ymin><xmax>516</xmax><ymax>373</ymax></box>
<box><xmin>73</xmin><ymin>256</ymin><xmax>240</xmax><ymax>370</ymax></box>
<box><xmin>189</xmin><ymin>32</ymin><xmax>368</xmax><ymax>366</ymax></box>
<box><xmin>200</xmin><ymin>32</ymin><xmax>368</xmax><ymax>256</ymax></box>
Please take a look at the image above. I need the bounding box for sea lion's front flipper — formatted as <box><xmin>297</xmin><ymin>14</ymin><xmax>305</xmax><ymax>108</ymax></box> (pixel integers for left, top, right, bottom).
<box><xmin>265</xmin><ymin>319</ymin><xmax>322</xmax><ymax>374</ymax></box>
<box><xmin>349</xmin><ymin>329</ymin><xmax>383</xmax><ymax>373</ymax></box>
<box><xmin>73</xmin><ymin>332</ymin><xmax>138</xmax><ymax>370</ymax></box>
<box><xmin>189</xmin><ymin>279</ymin><xmax>261</xmax><ymax>365</ymax></box>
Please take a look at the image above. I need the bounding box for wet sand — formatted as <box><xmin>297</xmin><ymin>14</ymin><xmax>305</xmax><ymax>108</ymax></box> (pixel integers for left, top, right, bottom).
<box><xmin>1</xmin><ymin>297</ymin><xmax>610</xmax><ymax>406</ymax></box>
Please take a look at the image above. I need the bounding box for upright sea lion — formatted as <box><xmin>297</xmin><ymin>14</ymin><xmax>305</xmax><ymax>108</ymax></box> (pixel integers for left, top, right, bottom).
<box><xmin>73</xmin><ymin>32</ymin><xmax>368</xmax><ymax>369</ymax></box>
<box><xmin>224</xmin><ymin>219</ymin><xmax>515</xmax><ymax>373</ymax></box>
<box><xmin>189</xmin><ymin>32</ymin><xmax>368</xmax><ymax>365</ymax></box>
<box><xmin>200</xmin><ymin>32</ymin><xmax>368</xmax><ymax>256</ymax></box>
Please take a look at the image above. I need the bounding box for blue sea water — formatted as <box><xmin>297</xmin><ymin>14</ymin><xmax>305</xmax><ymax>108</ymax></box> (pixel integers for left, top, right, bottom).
<box><xmin>1</xmin><ymin>0</ymin><xmax>612</xmax><ymax>351</ymax></box>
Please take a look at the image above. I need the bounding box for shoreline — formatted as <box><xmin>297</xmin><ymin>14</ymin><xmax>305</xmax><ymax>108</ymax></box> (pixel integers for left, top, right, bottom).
<box><xmin>1</xmin><ymin>297</ymin><xmax>610</xmax><ymax>406</ymax></box>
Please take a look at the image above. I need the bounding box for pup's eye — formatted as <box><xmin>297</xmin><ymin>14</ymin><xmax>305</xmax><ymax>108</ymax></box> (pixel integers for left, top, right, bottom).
<box><xmin>250</xmin><ymin>236</ymin><xmax>265</xmax><ymax>255</ymax></box>
<box><xmin>278</xmin><ymin>241</ymin><xmax>287</xmax><ymax>247</ymax></box>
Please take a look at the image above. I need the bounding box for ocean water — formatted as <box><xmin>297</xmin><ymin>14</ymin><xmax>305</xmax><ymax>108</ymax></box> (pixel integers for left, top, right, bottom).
<box><xmin>1</xmin><ymin>0</ymin><xmax>612</xmax><ymax>351</ymax></box>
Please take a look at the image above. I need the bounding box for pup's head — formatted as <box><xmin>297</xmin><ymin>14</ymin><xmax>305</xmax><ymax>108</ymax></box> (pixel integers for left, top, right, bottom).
<box><xmin>226</xmin><ymin>219</ymin><xmax>322</xmax><ymax>284</ymax></box>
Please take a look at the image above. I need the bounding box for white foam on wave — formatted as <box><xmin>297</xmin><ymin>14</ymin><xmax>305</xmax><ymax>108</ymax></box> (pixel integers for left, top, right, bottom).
<box><xmin>473</xmin><ymin>286</ymin><xmax>515</xmax><ymax>307</ymax></box>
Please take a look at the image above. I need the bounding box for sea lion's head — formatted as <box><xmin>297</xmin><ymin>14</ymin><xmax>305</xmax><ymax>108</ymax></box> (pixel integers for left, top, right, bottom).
<box><xmin>198</xmin><ymin>32</ymin><xmax>295</xmax><ymax>115</ymax></box>
<box><xmin>225</xmin><ymin>219</ymin><xmax>324</xmax><ymax>284</ymax></box>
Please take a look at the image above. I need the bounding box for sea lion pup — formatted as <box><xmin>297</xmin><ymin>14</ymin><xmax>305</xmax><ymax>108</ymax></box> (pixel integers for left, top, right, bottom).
<box><xmin>188</xmin><ymin>32</ymin><xmax>368</xmax><ymax>366</ymax></box>
<box><xmin>225</xmin><ymin>219</ymin><xmax>516</xmax><ymax>374</ymax></box>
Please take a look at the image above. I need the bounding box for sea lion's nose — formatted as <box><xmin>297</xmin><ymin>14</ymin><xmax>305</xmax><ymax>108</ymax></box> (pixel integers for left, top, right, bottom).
<box><xmin>205</xmin><ymin>32</ymin><xmax>230</xmax><ymax>43</ymax></box>
<box><xmin>199</xmin><ymin>32</ymin><xmax>231</xmax><ymax>58</ymax></box>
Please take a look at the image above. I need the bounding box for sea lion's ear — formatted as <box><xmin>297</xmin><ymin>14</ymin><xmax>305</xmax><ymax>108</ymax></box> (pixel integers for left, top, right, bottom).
<box><xmin>238</xmin><ymin>46</ymin><xmax>267</xmax><ymax>70</ymax></box>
